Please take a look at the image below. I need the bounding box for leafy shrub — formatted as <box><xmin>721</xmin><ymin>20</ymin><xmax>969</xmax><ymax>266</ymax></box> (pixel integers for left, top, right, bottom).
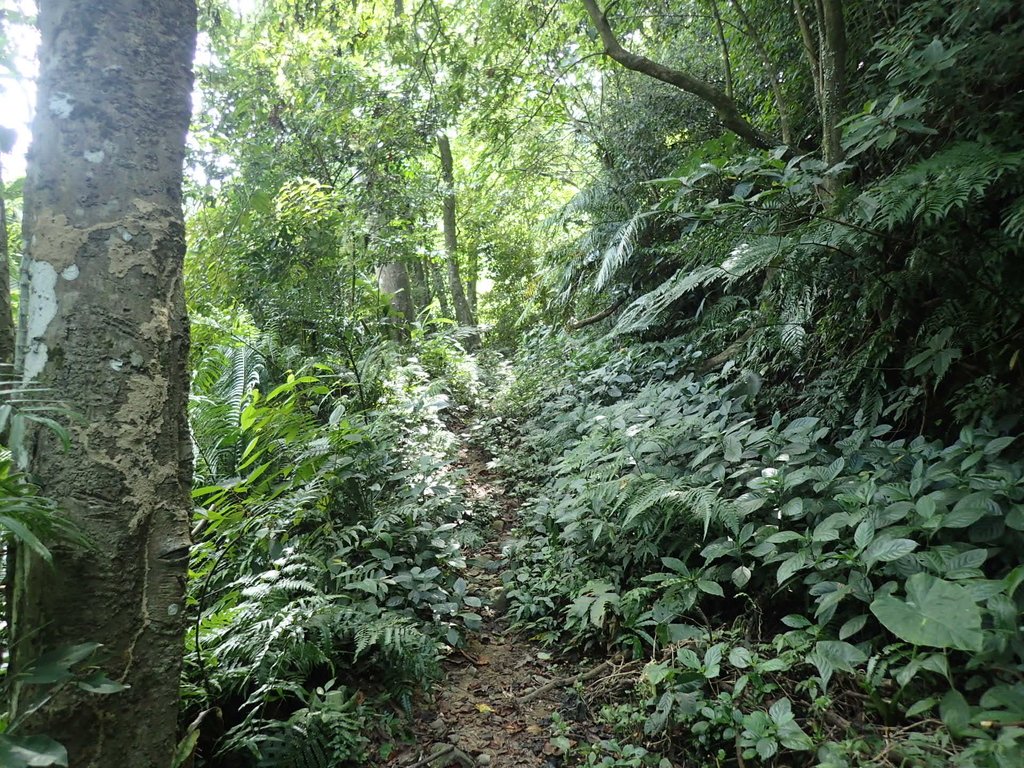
<box><xmin>501</xmin><ymin>335</ymin><xmax>1024</xmax><ymax>767</ymax></box>
<box><xmin>183</xmin><ymin>332</ymin><xmax>482</xmax><ymax>765</ymax></box>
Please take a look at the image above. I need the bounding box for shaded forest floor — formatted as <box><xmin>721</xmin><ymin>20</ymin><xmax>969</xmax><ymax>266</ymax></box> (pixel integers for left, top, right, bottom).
<box><xmin>380</xmin><ymin>427</ymin><xmax>605</xmax><ymax>768</ymax></box>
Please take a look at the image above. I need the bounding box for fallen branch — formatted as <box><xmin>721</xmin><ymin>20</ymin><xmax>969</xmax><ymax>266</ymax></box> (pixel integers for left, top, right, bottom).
<box><xmin>521</xmin><ymin>659</ymin><xmax>616</xmax><ymax>702</ymax></box>
<box><xmin>402</xmin><ymin>744</ymin><xmax>475</xmax><ymax>768</ymax></box>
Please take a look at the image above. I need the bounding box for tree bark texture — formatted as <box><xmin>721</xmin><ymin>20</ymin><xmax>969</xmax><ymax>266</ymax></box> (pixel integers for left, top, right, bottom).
<box><xmin>580</xmin><ymin>0</ymin><xmax>776</xmax><ymax>151</ymax></box>
<box><xmin>437</xmin><ymin>133</ymin><xmax>474</xmax><ymax>327</ymax></box>
<box><xmin>430</xmin><ymin>259</ymin><xmax>451</xmax><ymax>317</ymax></box>
<box><xmin>10</xmin><ymin>2</ymin><xmax>196</xmax><ymax>767</ymax></box>
<box><xmin>409</xmin><ymin>257</ymin><xmax>430</xmax><ymax>313</ymax></box>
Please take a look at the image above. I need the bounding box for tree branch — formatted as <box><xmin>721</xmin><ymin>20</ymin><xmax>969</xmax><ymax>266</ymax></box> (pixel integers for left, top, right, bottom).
<box><xmin>567</xmin><ymin>299</ymin><xmax>626</xmax><ymax>331</ymax></box>
<box><xmin>579</xmin><ymin>0</ymin><xmax>776</xmax><ymax>150</ymax></box>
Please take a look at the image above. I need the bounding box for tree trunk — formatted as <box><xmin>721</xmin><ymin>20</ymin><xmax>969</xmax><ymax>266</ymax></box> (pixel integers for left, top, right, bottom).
<box><xmin>819</xmin><ymin>0</ymin><xmax>847</xmax><ymax>168</ymax></box>
<box><xmin>9</xmin><ymin>3</ymin><xmax>196</xmax><ymax>767</ymax></box>
<box><xmin>729</xmin><ymin>0</ymin><xmax>794</xmax><ymax>146</ymax></box>
<box><xmin>430</xmin><ymin>259</ymin><xmax>451</xmax><ymax>317</ymax></box>
<box><xmin>409</xmin><ymin>257</ymin><xmax>430</xmax><ymax>314</ymax></box>
<box><xmin>792</xmin><ymin>0</ymin><xmax>846</xmax><ymax>170</ymax></box>
<box><xmin>467</xmin><ymin>245</ymin><xmax>478</xmax><ymax>318</ymax></box>
<box><xmin>0</xmin><ymin>148</ymin><xmax>14</xmax><ymax>369</ymax></box>
<box><xmin>437</xmin><ymin>133</ymin><xmax>474</xmax><ymax>328</ymax></box>
<box><xmin>378</xmin><ymin>260</ymin><xmax>414</xmax><ymax>339</ymax></box>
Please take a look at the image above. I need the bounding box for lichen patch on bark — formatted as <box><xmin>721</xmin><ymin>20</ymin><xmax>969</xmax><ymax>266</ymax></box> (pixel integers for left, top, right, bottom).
<box><xmin>21</xmin><ymin>259</ymin><xmax>59</xmax><ymax>384</ymax></box>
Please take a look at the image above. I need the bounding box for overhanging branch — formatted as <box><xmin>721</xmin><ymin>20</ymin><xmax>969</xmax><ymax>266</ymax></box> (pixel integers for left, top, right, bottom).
<box><xmin>579</xmin><ymin>0</ymin><xmax>776</xmax><ymax>150</ymax></box>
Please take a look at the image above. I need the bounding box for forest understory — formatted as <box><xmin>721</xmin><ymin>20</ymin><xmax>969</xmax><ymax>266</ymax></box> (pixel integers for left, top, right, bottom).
<box><xmin>2</xmin><ymin>1</ymin><xmax>1024</xmax><ymax>767</ymax></box>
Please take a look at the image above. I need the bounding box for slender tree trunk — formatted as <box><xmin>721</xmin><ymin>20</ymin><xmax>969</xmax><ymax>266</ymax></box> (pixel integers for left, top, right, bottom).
<box><xmin>10</xmin><ymin>3</ymin><xmax>196</xmax><ymax>767</ymax></box>
<box><xmin>819</xmin><ymin>0</ymin><xmax>847</xmax><ymax>168</ymax></box>
<box><xmin>467</xmin><ymin>245</ymin><xmax>478</xmax><ymax>318</ymax></box>
<box><xmin>707</xmin><ymin>0</ymin><xmax>734</xmax><ymax>100</ymax></box>
<box><xmin>0</xmin><ymin>148</ymin><xmax>14</xmax><ymax>368</ymax></box>
<box><xmin>378</xmin><ymin>260</ymin><xmax>414</xmax><ymax>339</ymax></box>
<box><xmin>410</xmin><ymin>257</ymin><xmax>430</xmax><ymax>314</ymax></box>
<box><xmin>430</xmin><ymin>259</ymin><xmax>451</xmax><ymax>317</ymax></box>
<box><xmin>729</xmin><ymin>0</ymin><xmax>794</xmax><ymax>145</ymax></box>
<box><xmin>437</xmin><ymin>133</ymin><xmax>474</xmax><ymax>327</ymax></box>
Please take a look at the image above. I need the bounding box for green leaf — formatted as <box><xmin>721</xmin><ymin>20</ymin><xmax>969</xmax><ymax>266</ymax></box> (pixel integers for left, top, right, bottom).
<box><xmin>75</xmin><ymin>671</ymin><xmax>128</xmax><ymax>694</ymax></box>
<box><xmin>806</xmin><ymin>641</ymin><xmax>867</xmax><ymax>689</ymax></box>
<box><xmin>982</xmin><ymin>436</ymin><xmax>1016</xmax><ymax>455</ymax></box>
<box><xmin>862</xmin><ymin>537</ymin><xmax>918</xmax><ymax>567</ymax></box>
<box><xmin>731</xmin><ymin>565</ymin><xmax>751</xmax><ymax>588</ymax></box>
<box><xmin>729</xmin><ymin>646</ymin><xmax>753</xmax><ymax>669</ymax></box>
<box><xmin>853</xmin><ymin>520</ymin><xmax>875</xmax><ymax>550</ymax></box>
<box><xmin>839</xmin><ymin>614</ymin><xmax>868</xmax><ymax>640</ymax></box>
<box><xmin>0</xmin><ymin>515</ymin><xmax>52</xmax><ymax>563</ymax></box>
<box><xmin>697</xmin><ymin>579</ymin><xmax>724</xmax><ymax>597</ymax></box>
<box><xmin>942</xmin><ymin>494</ymin><xmax>989</xmax><ymax>528</ymax></box>
<box><xmin>0</xmin><ymin>735</ymin><xmax>68</xmax><ymax>767</ymax></box>
<box><xmin>940</xmin><ymin>689</ymin><xmax>971</xmax><ymax>736</ymax></box>
<box><xmin>870</xmin><ymin>573</ymin><xmax>983</xmax><ymax>651</ymax></box>
<box><xmin>776</xmin><ymin>551</ymin><xmax>810</xmax><ymax>585</ymax></box>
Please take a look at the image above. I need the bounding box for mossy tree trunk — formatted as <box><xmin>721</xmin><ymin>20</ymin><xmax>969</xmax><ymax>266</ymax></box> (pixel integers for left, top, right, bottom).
<box><xmin>9</xmin><ymin>1</ymin><xmax>196</xmax><ymax>766</ymax></box>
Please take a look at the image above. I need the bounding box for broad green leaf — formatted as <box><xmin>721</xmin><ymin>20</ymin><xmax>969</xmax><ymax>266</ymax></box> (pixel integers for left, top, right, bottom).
<box><xmin>776</xmin><ymin>551</ymin><xmax>810</xmax><ymax>585</ymax></box>
<box><xmin>839</xmin><ymin>614</ymin><xmax>868</xmax><ymax>640</ymax></box>
<box><xmin>870</xmin><ymin>573</ymin><xmax>983</xmax><ymax>651</ymax></box>
<box><xmin>806</xmin><ymin>640</ymin><xmax>867</xmax><ymax>688</ymax></box>
<box><xmin>0</xmin><ymin>735</ymin><xmax>68</xmax><ymax>767</ymax></box>
<box><xmin>862</xmin><ymin>537</ymin><xmax>917</xmax><ymax>567</ymax></box>
<box><xmin>731</xmin><ymin>565</ymin><xmax>751</xmax><ymax>588</ymax></box>
<box><xmin>982</xmin><ymin>435</ymin><xmax>1016</xmax><ymax>455</ymax></box>
<box><xmin>940</xmin><ymin>689</ymin><xmax>971</xmax><ymax>735</ymax></box>
<box><xmin>729</xmin><ymin>646</ymin><xmax>752</xmax><ymax>669</ymax></box>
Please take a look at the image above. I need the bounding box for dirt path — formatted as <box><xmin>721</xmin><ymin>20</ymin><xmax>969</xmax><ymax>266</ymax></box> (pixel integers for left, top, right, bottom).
<box><xmin>384</xmin><ymin>432</ymin><xmax>573</xmax><ymax>768</ymax></box>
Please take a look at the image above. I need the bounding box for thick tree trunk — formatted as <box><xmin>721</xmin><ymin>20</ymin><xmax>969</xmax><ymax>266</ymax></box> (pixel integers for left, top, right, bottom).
<box><xmin>9</xmin><ymin>2</ymin><xmax>196</xmax><ymax>767</ymax></box>
<box><xmin>819</xmin><ymin>0</ymin><xmax>847</xmax><ymax>168</ymax></box>
<box><xmin>437</xmin><ymin>133</ymin><xmax>474</xmax><ymax>328</ymax></box>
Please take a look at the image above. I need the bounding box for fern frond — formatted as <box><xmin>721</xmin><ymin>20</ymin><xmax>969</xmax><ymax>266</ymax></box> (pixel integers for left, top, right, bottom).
<box><xmin>594</xmin><ymin>208</ymin><xmax>659</xmax><ymax>290</ymax></box>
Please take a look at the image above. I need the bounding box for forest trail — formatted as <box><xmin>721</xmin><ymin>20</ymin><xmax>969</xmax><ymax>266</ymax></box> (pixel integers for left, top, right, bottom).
<box><xmin>384</xmin><ymin>427</ymin><xmax>572</xmax><ymax>768</ymax></box>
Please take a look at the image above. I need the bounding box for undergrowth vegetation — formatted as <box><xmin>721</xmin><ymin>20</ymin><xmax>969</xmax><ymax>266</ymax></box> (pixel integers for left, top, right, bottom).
<box><xmin>181</xmin><ymin>319</ymin><xmax>485</xmax><ymax>766</ymax></box>
<box><xmin>494</xmin><ymin>336</ymin><xmax>1023</xmax><ymax>766</ymax></box>
<box><xmin>6</xmin><ymin>0</ymin><xmax>1023</xmax><ymax>766</ymax></box>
